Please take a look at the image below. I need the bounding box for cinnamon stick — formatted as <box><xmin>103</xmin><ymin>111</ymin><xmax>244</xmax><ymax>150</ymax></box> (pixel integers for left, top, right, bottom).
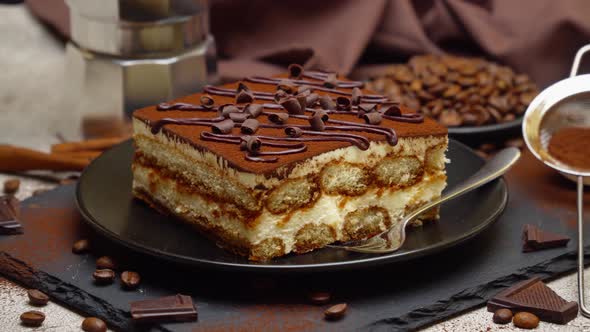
<box><xmin>50</xmin><ymin>137</ymin><xmax>126</xmax><ymax>154</ymax></box>
<box><xmin>0</xmin><ymin>145</ymin><xmax>89</xmax><ymax>172</ymax></box>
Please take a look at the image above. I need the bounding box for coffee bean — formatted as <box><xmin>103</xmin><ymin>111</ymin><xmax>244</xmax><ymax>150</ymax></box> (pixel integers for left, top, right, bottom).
<box><xmin>93</xmin><ymin>269</ymin><xmax>115</xmax><ymax>284</ymax></box>
<box><xmin>20</xmin><ymin>310</ymin><xmax>45</xmax><ymax>326</ymax></box>
<box><xmin>492</xmin><ymin>308</ymin><xmax>512</xmax><ymax>324</ymax></box>
<box><xmin>96</xmin><ymin>256</ymin><xmax>116</xmax><ymax>270</ymax></box>
<box><xmin>308</xmin><ymin>291</ymin><xmax>331</xmax><ymax>305</ymax></box>
<box><xmin>513</xmin><ymin>312</ymin><xmax>539</xmax><ymax>329</ymax></box>
<box><xmin>438</xmin><ymin>110</ymin><xmax>463</xmax><ymax>127</ymax></box>
<box><xmin>479</xmin><ymin>143</ymin><xmax>497</xmax><ymax>153</ymax></box>
<box><xmin>324</xmin><ymin>303</ymin><xmax>347</xmax><ymax>320</ymax></box>
<box><xmin>121</xmin><ymin>271</ymin><xmax>141</xmax><ymax>289</ymax></box>
<box><xmin>505</xmin><ymin>138</ymin><xmax>524</xmax><ymax>149</ymax></box>
<box><xmin>82</xmin><ymin>317</ymin><xmax>107</xmax><ymax>332</ymax></box>
<box><xmin>72</xmin><ymin>239</ymin><xmax>90</xmax><ymax>254</ymax></box>
<box><xmin>3</xmin><ymin>179</ymin><xmax>20</xmax><ymax>194</ymax></box>
<box><xmin>27</xmin><ymin>289</ymin><xmax>49</xmax><ymax>306</ymax></box>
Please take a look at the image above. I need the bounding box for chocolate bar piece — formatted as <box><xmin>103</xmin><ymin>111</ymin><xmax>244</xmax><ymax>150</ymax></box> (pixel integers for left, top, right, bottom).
<box><xmin>487</xmin><ymin>277</ymin><xmax>578</xmax><ymax>324</ymax></box>
<box><xmin>522</xmin><ymin>224</ymin><xmax>569</xmax><ymax>252</ymax></box>
<box><xmin>0</xmin><ymin>196</ymin><xmax>22</xmax><ymax>235</ymax></box>
<box><xmin>130</xmin><ymin>294</ymin><xmax>197</xmax><ymax>323</ymax></box>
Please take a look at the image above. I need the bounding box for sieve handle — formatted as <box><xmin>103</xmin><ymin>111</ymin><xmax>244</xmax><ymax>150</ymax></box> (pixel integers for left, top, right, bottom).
<box><xmin>570</xmin><ymin>44</ymin><xmax>590</xmax><ymax>78</ymax></box>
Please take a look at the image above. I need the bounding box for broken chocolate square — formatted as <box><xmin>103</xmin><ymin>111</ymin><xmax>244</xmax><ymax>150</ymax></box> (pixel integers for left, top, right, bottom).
<box><xmin>130</xmin><ymin>294</ymin><xmax>197</xmax><ymax>323</ymax></box>
<box><xmin>522</xmin><ymin>224</ymin><xmax>569</xmax><ymax>252</ymax></box>
<box><xmin>487</xmin><ymin>277</ymin><xmax>578</xmax><ymax>324</ymax></box>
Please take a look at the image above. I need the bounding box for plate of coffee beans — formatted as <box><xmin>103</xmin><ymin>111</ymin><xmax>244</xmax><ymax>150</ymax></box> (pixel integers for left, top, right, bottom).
<box><xmin>366</xmin><ymin>54</ymin><xmax>539</xmax><ymax>144</ymax></box>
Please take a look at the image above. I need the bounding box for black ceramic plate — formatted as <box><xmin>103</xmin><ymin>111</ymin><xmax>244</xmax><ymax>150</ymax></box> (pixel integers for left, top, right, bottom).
<box><xmin>76</xmin><ymin>140</ymin><xmax>507</xmax><ymax>272</ymax></box>
<box><xmin>447</xmin><ymin>116</ymin><xmax>522</xmax><ymax>146</ymax></box>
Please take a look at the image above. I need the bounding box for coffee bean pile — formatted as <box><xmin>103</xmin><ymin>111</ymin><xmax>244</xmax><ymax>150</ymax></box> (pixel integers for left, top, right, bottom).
<box><xmin>366</xmin><ymin>55</ymin><xmax>539</xmax><ymax>127</ymax></box>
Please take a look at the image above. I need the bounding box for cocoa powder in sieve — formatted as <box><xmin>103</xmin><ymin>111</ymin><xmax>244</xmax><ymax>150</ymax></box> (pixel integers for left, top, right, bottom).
<box><xmin>548</xmin><ymin>127</ymin><xmax>590</xmax><ymax>169</ymax></box>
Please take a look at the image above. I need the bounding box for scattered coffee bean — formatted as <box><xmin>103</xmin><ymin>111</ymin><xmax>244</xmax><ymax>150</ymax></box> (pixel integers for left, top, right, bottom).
<box><xmin>479</xmin><ymin>143</ymin><xmax>497</xmax><ymax>153</ymax></box>
<box><xmin>3</xmin><ymin>179</ymin><xmax>20</xmax><ymax>194</ymax></box>
<box><xmin>121</xmin><ymin>271</ymin><xmax>141</xmax><ymax>289</ymax></box>
<box><xmin>82</xmin><ymin>317</ymin><xmax>107</xmax><ymax>332</ymax></box>
<box><xmin>492</xmin><ymin>308</ymin><xmax>513</xmax><ymax>324</ymax></box>
<box><xmin>93</xmin><ymin>269</ymin><xmax>115</xmax><ymax>284</ymax></box>
<box><xmin>20</xmin><ymin>310</ymin><xmax>45</xmax><ymax>326</ymax></box>
<box><xmin>308</xmin><ymin>291</ymin><xmax>331</xmax><ymax>305</ymax></box>
<box><xmin>513</xmin><ymin>312</ymin><xmax>539</xmax><ymax>329</ymax></box>
<box><xmin>27</xmin><ymin>289</ymin><xmax>49</xmax><ymax>306</ymax></box>
<box><xmin>96</xmin><ymin>256</ymin><xmax>116</xmax><ymax>270</ymax></box>
<box><xmin>475</xmin><ymin>150</ymin><xmax>488</xmax><ymax>159</ymax></box>
<box><xmin>72</xmin><ymin>239</ymin><xmax>90</xmax><ymax>254</ymax></box>
<box><xmin>324</xmin><ymin>303</ymin><xmax>347</xmax><ymax>321</ymax></box>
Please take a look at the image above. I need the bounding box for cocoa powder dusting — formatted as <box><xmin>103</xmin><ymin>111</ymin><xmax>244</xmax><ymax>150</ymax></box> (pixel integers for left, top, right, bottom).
<box><xmin>548</xmin><ymin>127</ymin><xmax>590</xmax><ymax>170</ymax></box>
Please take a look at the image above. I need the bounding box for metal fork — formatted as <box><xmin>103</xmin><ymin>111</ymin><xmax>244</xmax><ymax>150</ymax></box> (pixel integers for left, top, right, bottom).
<box><xmin>328</xmin><ymin>147</ymin><xmax>521</xmax><ymax>254</ymax></box>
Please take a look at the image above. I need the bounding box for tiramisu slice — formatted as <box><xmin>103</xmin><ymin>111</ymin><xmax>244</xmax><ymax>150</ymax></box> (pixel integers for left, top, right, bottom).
<box><xmin>132</xmin><ymin>64</ymin><xmax>448</xmax><ymax>260</ymax></box>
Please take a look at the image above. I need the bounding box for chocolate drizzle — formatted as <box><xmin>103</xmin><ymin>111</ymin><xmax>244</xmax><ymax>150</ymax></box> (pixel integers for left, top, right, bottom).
<box><xmin>150</xmin><ymin>65</ymin><xmax>424</xmax><ymax>163</ymax></box>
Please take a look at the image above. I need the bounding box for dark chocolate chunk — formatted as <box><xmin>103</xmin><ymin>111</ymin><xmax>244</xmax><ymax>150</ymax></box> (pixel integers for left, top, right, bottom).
<box><xmin>487</xmin><ymin>277</ymin><xmax>578</xmax><ymax>324</ymax></box>
<box><xmin>27</xmin><ymin>289</ymin><xmax>50</xmax><ymax>306</ymax></box>
<box><xmin>268</xmin><ymin>113</ymin><xmax>289</xmax><ymax>124</ymax></box>
<box><xmin>280</xmin><ymin>97</ymin><xmax>304</xmax><ymax>115</ymax></box>
<box><xmin>288</xmin><ymin>63</ymin><xmax>304</xmax><ymax>79</ymax></box>
<box><xmin>229</xmin><ymin>112</ymin><xmax>250</xmax><ymax>123</ymax></box>
<box><xmin>241</xmin><ymin>119</ymin><xmax>260</xmax><ymax>134</ymax></box>
<box><xmin>20</xmin><ymin>310</ymin><xmax>45</xmax><ymax>326</ymax></box>
<box><xmin>285</xmin><ymin>127</ymin><xmax>303</xmax><ymax>138</ymax></box>
<box><xmin>93</xmin><ymin>269</ymin><xmax>115</xmax><ymax>284</ymax></box>
<box><xmin>522</xmin><ymin>224</ymin><xmax>570</xmax><ymax>252</ymax></box>
<box><xmin>305</xmin><ymin>93</ymin><xmax>320</xmax><ymax>107</ymax></box>
<box><xmin>351</xmin><ymin>87</ymin><xmax>362</xmax><ymax>105</ymax></box>
<box><xmin>309</xmin><ymin>112</ymin><xmax>326</xmax><ymax>131</ymax></box>
<box><xmin>82</xmin><ymin>317</ymin><xmax>107</xmax><ymax>332</ymax></box>
<box><xmin>221</xmin><ymin>105</ymin><xmax>240</xmax><ymax>118</ymax></box>
<box><xmin>0</xmin><ymin>196</ymin><xmax>22</xmax><ymax>235</ymax></box>
<box><xmin>319</xmin><ymin>95</ymin><xmax>336</xmax><ymax>110</ymax></box>
<box><xmin>323</xmin><ymin>73</ymin><xmax>338</xmax><ymax>88</ymax></box>
<box><xmin>324</xmin><ymin>303</ymin><xmax>347</xmax><ymax>320</ymax></box>
<box><xmin>212</xmin><ymin>119</ymin><xmax>235</xmax><ymax>134</ymax></box>
<box><xmin>240</xmin><ymin>136</ymin><xmax>261</xmax><ymax>153</ymax></box>
<box><xmin>492</xmin><ymin>308</ymin><xmax>513</xmax><ymax>324</ymax></box>
<box><xmin>121</xmin><ymin>271</ymin><xmax>141</xmax><ymax>290</ymax></box>
<box><xmin>72</xmin><ymin>239</ymin><xmax>90</xmax><ymax>254</ymax></box>
<box><xmin>235</xmin><ymin>90</ymin><xmax>255</xmax><ymax>104</ymax></box>
<box><xmin>3</xmin><ymin>178</ymin><xmax>20</xmax><ymax>194</ymax></box>
<box><xmin>96</xmin><ymin>256</ymin><xmax>117</xmax><ymax>270</ymax></box>
<box><xmin>363</xmin><ymin>112</ymin><xmax>383</xmax><ymax>125</ymax></box>
<box><xmin>199</xmin><ymin>95</ymin><xmax>214</xmax><ymax>108</ymax></box>
<box><xmin>336</xmin><ymin>96</ymin><xmax>351</xmax><ymax>110</ymax></box>
<box><xmin>130</xmin><ymin>294</ymin><xmax>198</xmax><ymax>323</ymax></box>
<box><xmin>236</xmin><ymin>82</ymin><xmax>250</xmax><ymax>92</ymax></box>
<box><xmin>382</xmin><ymin>105</ymin><xmax>401</xmax><ymax>116</ymax></box>
<box><xmin>244</xmin><ymin>104</ymin><xmax>263</xmax><ymax>118</ymax></box>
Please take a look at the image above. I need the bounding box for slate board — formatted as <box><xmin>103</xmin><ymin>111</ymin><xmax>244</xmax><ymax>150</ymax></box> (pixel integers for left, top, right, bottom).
<box><xmin>1</xmin><ymin>151</ymin><xmax>589</xmax><ymax>331</ymax></box>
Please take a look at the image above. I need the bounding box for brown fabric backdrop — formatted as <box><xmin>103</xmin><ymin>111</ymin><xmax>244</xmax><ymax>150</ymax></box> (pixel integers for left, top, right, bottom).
<box><xmin>26</xmin><ymin>0</ymin><xmax>590</xmax><ymax>87</ymax></box>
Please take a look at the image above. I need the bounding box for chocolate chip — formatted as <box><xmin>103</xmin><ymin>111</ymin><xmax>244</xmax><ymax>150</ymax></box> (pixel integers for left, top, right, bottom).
<box><xmin>285</xmin><ymin>127</ymin><xmax>303</xmax><ymax>138</ymax></box>
<box><xmin>493</xmin><ymin>308</ymin><xmax>513</xmax><ymax>324</ymax></box>
<box><xmin>241</xmin><ymin>119</ymin><xmax>260</xmax><ymax>135</ymax></box>
<box><xmin>20</xmin><ymin>310</ymin><xmax>45</xmax><ymax>326</ymax></box>
<box><xmin>27</xmin><ymin>289</ymin><xmax>49</xmax><ymax>306</ymax></box>
<box><xmin>309</xmin><ymin>112</ymin><xmax>326</xmax><ymax>131</ymax></box>
<box><xmin>72</xmin><ymin>239</ymin><xmax>90</xmax><ymax>254</ymax></box>
<box><xmin>358</xmin><ymin>103</ymin><xmax>377</xmax><ymax>113</ymax></box>
<box><xmin>235</xmin><ymin>90</ymin><xmax>254</xmax><ymax>104</ymax></box>
<box><xmin>280</xmin><ymin>97</ymin><xmax>304</xmax><ymax>115</ymax></box>
<box><xmin>240</xmin><ymin>136</ymin><xmax>261</xmax><ymax>153</ymax></box>
<box><xmin>363</xmin><ymin>112</ymin><xmax>383</xmax><ymax>125</ymax></box>
<box><xmin>336</xmin><ymin>96</ymin><xmax>351</xmax><ymax>110</ymax></box>
<box><xmin>244</xmin><ymin>104</ymin><xmax>263</xmax><ymax>118</ymax></box>
<box><xmin>296</xmin><ymin>94</ymin><xmax>308</xmax><ymax>111</ymax></box>
<box><xmin>199</xmin><ymin>95</ymin><xmax>214</xmax><ymax>108</ymax></box>
<box><xmin>323</xmin><ymin>73</ymin><xmax>338</xmax><ymax>88</ymax></box>
<box><xmin>268</xmin><ymin>113</ymin><xmax>289</xmax><ymax>125</ymax></box>
<box><xmin>236</xmin><ymin>82</ymin><xmax>250</xmax><ymax>93</ymax></box>
<box><xmin>82</xmin><ymin>317</ymin><xmax>107</xmax><ymax>332</ymax></box>
<box><xmin>277</xmin><ymin>80</ymin><xmax>296</xmax><ymax>94</ymax></box>
<box><xmin>212</xmin><ymin>119</ymin><xmax>235</xmax><ymax>134</ymax></box>
<box><xmin>121</xmin><ymin>271</ymin><xmax>141</xmax><ymax>290</ymax></box>
<box><xmin>313</xmin><ymin>110</ymin><xmax>329</xmax><ymax>122</ymax></box>
<box><xmin>381</xmin><ymin>105</ymin><xmax>401</xmax><ymax>116</ymax></box>
<box><xmin>288</xmin><ymin>63</ymin><xmax>304</xmax><ymax>79</ymax></box>
<box><xmin>3</xmin><ymin>179</ymin><xmax>20</xmax><ymax>194</ymax></box>
<box><xmin>221</xmin><ymin>105</ymin><xmax>240</xmax><ymax>118</ymax></box>
<box><xmin>319</xmin><ymin>95</ymin><xmax>336</xmax><ymax>110</ymax></box>
<box><xmin>229</xmin><ymin>112</ymin><xmax>250</xmax><ymax>123</ymax></box>
<box><xmin>305</xmin><ymin>93</ymin><xmax>319</xmax><ymax>107</ymax></box>
<box><xmin>96</xmin><ymin>256</ymin><xmax>117</xmax><ymax>270</ymax></box>
<box><xmin>274</xmin><ymin>90</ymin><xmax>288</xmax><ymax>102</ymax></box>
<box><xmin>351</xmin><ymin>87</ymin><xmax>362</xmax><ymax>105</ymax></box>
<box><xmin>93</xmin><ymin>269</ymin><xmax>115</xmax><ymax>284</ymax></box>
<box><xmin>324</xmin><ymin>303</ymin><xmax>347</xmax><ymax>320</ymax></box>
<box><xmin>513</xmin><ymin>312</ymin><xmax>539</xmax><ymax>329</ymax></box>
<box><xmin>297</xmin><ymin>85</ymin><xmax>311</xmax><ymax>94</ymax></box>
<box><xmin>308</xmin><ymin>291</ymin><xmax>331</xmax><ymax>305</ymax></box>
